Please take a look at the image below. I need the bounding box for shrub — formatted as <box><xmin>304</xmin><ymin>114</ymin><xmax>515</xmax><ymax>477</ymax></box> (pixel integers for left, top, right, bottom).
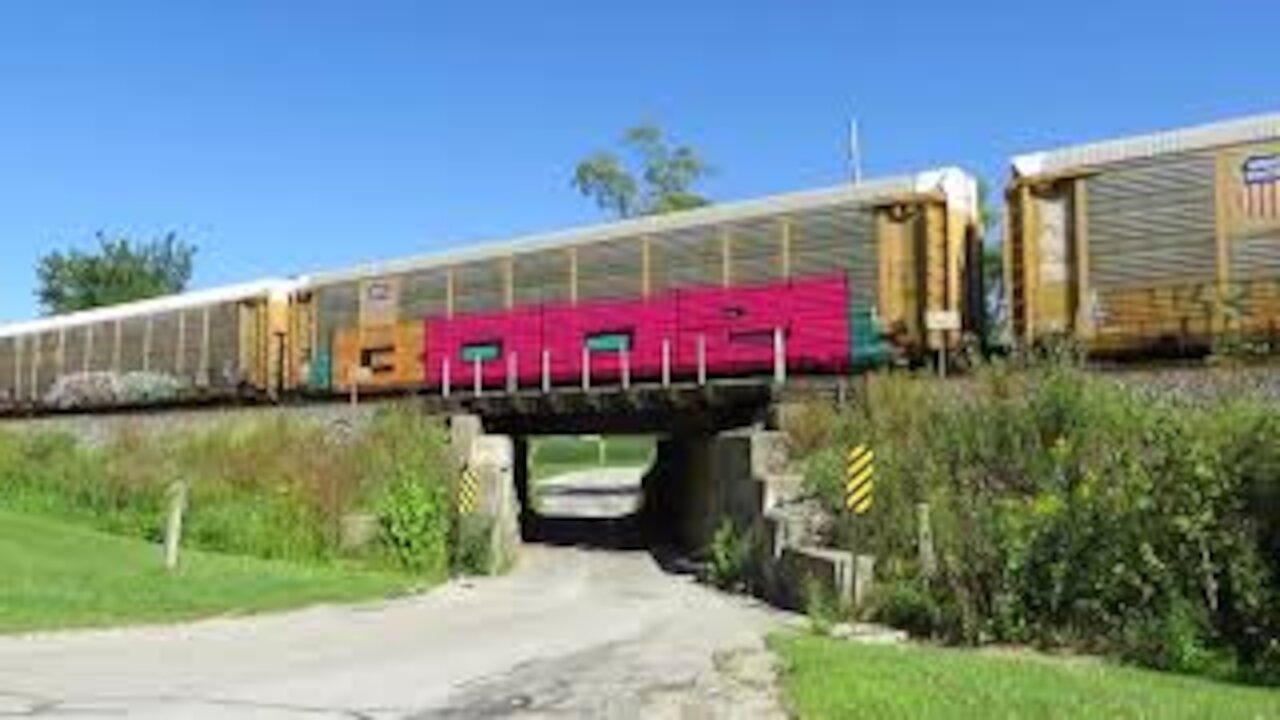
<box><xmin>789</xmin><ymin>360</ymin><xmax>1280</xmax><ymax>684</ymax></box>
<box><xmin>802</xmin><ymin>575</ymin><xmax>841</xmax><ymax>635</ymax></box>
<box><xmin>376</xmin><ymin>467</ymin><xmax>449</xmax><ymax>577</ymax></box>
<box><xmin>706</xmin><ymin>518</ymin><xmax>754</xmax><ymax>592</ymax></box>
<box><xmin>868</xmin><ymin>580</ymin><xmax>941</xmax><ymax>639</ymax></box>
<box><xmin>452</xmin><ymin>514</ymin><xmax>494</xmax><ymax>576</ymax></box>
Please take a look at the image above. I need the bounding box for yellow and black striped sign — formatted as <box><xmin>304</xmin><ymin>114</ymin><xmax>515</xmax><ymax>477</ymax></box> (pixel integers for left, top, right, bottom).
<box><xmin>458</xmin><ymin>467</ymin><xmax>480</xmax><ymax>515</ymax></box>
<box><xmin>845</xmin><ymin>445</ymin><xmax>874</xmax><ymax>515</ymax></box>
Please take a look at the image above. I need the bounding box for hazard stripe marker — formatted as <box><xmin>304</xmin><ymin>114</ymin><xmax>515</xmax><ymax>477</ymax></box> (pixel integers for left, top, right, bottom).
<box><xmin>845</xmin><ymin>445</ymin><xmax>875</xmax><ymax>516</ymax></box>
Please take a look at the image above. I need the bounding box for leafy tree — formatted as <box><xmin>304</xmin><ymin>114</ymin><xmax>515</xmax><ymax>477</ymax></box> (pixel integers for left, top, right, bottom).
<box><xmin>36</xmin><ymin>232</ymin><xmax>196</xmax><ymax>315</ymax></box>
<box><xmin>572</xmin><ymin>124</ymin><xmax>712</xmax><ymax>218</ymax></box>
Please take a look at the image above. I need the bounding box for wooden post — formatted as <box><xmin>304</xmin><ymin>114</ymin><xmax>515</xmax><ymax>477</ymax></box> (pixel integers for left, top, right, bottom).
<box><xmin>507</xmin><ymin>352</ymin><xmax>518</xmax><ymax>393</ymax></box>
<box><xmin>164</xmin><ymin>480</ymin><xmax>189</xmax><ymax>572</ymax></box>
<box><xmin>621</xmin><ymin>348</ymin><xmax>631</xmax><ymax>389</ymax></box>
<box><xmin>442</xmin><ymin>357</ymin><xmax>452</xmax><ymax>398</ymax></box>
<box><xmin>581</xmin><ymin>346</ymin><xmax>591</xmax><ymax>390</ymax></box>
<box><xmin>473</xmin><ymin>356</ymin><xmax>482</xmax><ymax>396</ymax></box>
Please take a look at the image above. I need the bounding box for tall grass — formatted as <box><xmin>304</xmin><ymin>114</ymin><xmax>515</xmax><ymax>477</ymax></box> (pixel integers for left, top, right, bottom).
<box><xmin>786</xmin><ymin>362</ymin><xmax>1280</xmax><ymax>684</ymax></box>
<box><xmin>0</xmin><ymin>405</ymin><xmax>458</xmax><ymax>574</ymax></box>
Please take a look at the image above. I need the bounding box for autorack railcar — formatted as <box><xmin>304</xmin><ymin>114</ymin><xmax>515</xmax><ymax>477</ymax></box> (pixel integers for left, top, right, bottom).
<box><xmin>1006</xmin><ymin>113</ymin><xmax>1280</xmax><ymax>357</ymax></box>
<box><xmin>0</xmin><ymin>280</ymin><xmax>298</xmax><ymax>412</ymax></box>
<box><xmin>296</xmin><ymin>168</ymin><xmax>982</xmax><ymax>394</ymax></box>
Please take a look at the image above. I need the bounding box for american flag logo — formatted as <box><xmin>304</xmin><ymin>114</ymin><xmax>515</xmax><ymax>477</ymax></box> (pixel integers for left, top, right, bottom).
<box><xmin>1240</xmin><ymin>153</ymin><xmax>1280</xmax><ymax>221</ymax></box>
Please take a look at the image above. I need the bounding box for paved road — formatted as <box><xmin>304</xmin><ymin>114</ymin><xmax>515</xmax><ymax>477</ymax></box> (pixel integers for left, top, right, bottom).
<box><xmin>0</xmin><ymin>472</ymin><xmax>790</xmax><ymax>719</ymax></box>
<box><xmin>534</xmin><ymin>466</ymin><xmax>646</xmax><ymax>519</ymax></box>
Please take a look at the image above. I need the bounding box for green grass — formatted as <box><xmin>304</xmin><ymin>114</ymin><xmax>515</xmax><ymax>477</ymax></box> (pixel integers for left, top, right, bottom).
<box><xmin>529</xmin><ymin>435</ymin><xmax>654</xmax><ymax>481</ymax></box>
<box><xmin>0</xmin><ymin>510</ymin><xmax>420</xmax><ymax>634</ymax></box>
<box><xmin>769</xmin><ymin>633</ymin><xmax>1280</xmax><ymax>720</ymax></box>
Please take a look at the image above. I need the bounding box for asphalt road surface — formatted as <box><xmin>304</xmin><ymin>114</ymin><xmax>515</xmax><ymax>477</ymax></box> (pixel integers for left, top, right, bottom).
<box><xmin>0</xmin><ymin>470</ymin><xmax>789</xmax><ymax>719</ymax></box>
<box><xmin>534</xmin><ymin>466</ymin><xmax>647</xmax><ymax>519</ymax></box>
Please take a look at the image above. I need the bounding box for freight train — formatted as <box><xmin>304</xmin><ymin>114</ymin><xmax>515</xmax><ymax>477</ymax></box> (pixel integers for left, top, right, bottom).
<box><xmin>0</xmin><ymin>167</ymin><xmax>982</xmax><ymax>412</ymax></box>
<box><xmin>2</xmin><ymin>111</ymin><xmax>1277</xmax><ymax>414</ymax></box>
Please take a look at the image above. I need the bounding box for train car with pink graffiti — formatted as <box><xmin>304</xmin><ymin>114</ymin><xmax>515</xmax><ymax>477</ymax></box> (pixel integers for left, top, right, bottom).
<box><xmin>296</xmin><ymin>168</ymin><xmax>982</xmax><ymax>396</ymax></box>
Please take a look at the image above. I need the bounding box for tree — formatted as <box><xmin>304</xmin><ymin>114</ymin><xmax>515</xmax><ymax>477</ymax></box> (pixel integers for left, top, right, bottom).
<box><xmin>36</xmin><ymin>232</ymin><xmax>196</xmax><ymax>315</ymax></box>
<box><xmin>572</xmin><ymin>124</ymin><xmax>712</xmax><ymax>219</ymax></box>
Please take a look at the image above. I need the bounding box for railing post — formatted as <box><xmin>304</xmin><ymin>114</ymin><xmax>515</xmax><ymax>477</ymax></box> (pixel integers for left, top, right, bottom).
<box><xmin>774</xmin><ymin>326</ymin><xmax>786</xmax><ymax>385</ymax></box>
<box><xmin>442</xmin><ymin>357</ymin><xmax>451</xmax><ymax>398</ymax></box>
<box><xmin>473</xmin><ymin>356</ymin><xmax>482</xmax><ymax>397</ymax></box>
<box><xmin>661</xmin><ymin>338</ymin><xmax>671</xmax><ymax>387</ymax></box>
<box><xmin>697</xmin><ymin>334</ymin><xmax>707</xmax><ymax>386</ymax></box>
<box><xmin>541</xmin><ymin>349</ymin><xmax>551</xmax><ymax>393</ymax></box>
<box><xmin>621</xmin><ymin>347</ymin><xmax>631</xmax><ymax>390</ymax></box>
<box><xmin>581</xmin><ymin>346</ymin><xmax>591</xmax><ymax>390</ymax></box>
<box><xmin>507</xmin><ymin>351</ymin><xmax>518</xmax><ymax>393</ymax></box>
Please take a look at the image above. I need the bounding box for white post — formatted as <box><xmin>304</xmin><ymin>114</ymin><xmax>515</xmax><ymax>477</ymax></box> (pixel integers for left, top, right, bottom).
<box><xmin>473</xmin><ymin>356</ymin><xmax>482</xmax><ymax>396</ymax></box>
<box><xmin>164</xmin><ymin>480</ymin><xmax>188</xmax><ymax>572</ymax></box>
<box><xmin>661</xmin><ymin>338</ymin><xmax>671</xmax><ymax>387</ymax></box>
<box><xmin>541</xmin><ymin>349</ymin><xmax>550</xmax><ymax>393</ymax></box>
<box><xmin>507</xmin><ymin>352</ymin><xmax>517</xmax><ymax>393</ymax></box>
<box><xmin>621</xmin><ymin>347</ymin><xmax>631</xmax><ymax>389</ymax></box>
<box><xmin>581</xmin><ymin>346</ymin><xmax>591</xmax><ymax>390</ymax></box>
<box><xmin>697</xmin><ymin>334</ymin><xmax>707</xmax><ymax>386</ymax></box>
<box><xmin>442</xmin><ymin>357</ymin><xmax>451</xmax><ymax>398</ymax></box>
<box><xmin>773</xmin><ymin>326</ymin><xmax>787</xmax><ymax>385</ymax></box>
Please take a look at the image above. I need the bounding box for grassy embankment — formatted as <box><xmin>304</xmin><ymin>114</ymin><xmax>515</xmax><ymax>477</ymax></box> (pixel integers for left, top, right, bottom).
<box><xmin>770</xmin><ymin>633</ymin><xmax>1280</xmax><ymax>720</ymax></box>
<box><xmin>0</xmin><ymin>406</ymin><xmax>479</xmax><ymax>633</ymax></box>
<box><xmin>0</xmin><ymin>509</ymin><xmax>416</xmax><ymax>634</ymax></box>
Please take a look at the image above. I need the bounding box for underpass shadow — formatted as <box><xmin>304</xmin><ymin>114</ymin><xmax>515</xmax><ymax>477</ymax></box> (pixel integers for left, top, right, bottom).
<box><xmin>520</xmin><ymin>512</ymin><xmax>705</xmax><ymax>578</ymax></box>
<box><xmin>521</xmin><ymin>512</ymin><xmax>647</xmax><ymax>551</ymax></box>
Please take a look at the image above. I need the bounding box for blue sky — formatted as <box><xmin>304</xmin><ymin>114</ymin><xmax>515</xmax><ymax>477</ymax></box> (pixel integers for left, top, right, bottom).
<box><xmin>0</xmin><ymin>1</ymin><xmax>1274</xmax><ymax>321</ymax></box>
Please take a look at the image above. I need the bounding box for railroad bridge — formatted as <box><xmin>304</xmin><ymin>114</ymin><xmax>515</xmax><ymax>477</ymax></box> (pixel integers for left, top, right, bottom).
<box><xmin>0</xmin><ymin>169</ymin><xmax>979</xmax><ymax>603</ymax></box>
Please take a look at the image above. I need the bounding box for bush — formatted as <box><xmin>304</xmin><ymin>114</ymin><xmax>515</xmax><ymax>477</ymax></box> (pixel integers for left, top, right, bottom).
<box><xmin>452</xmin><ymin>514</ymin><xmax>494</xmax><ymax>576</ymax></box>
<box><xmin>706</xmin><ymin>518</ymin><xmax>754</xmax><ymax>592</ymax></box>
<box><xmin>803</xmin><ymin>575</ymin><xmax>842</xmax><ymax>635</ymax></box>
<box><xmin>868</xmin><ymin>580</ymin><xmax>942</xmax><ymax>639</ymax></box>
<box><xmin>791</xmin><ymin>361</ymin><xmax>1280</xmax><ymax>684</ymax></box>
